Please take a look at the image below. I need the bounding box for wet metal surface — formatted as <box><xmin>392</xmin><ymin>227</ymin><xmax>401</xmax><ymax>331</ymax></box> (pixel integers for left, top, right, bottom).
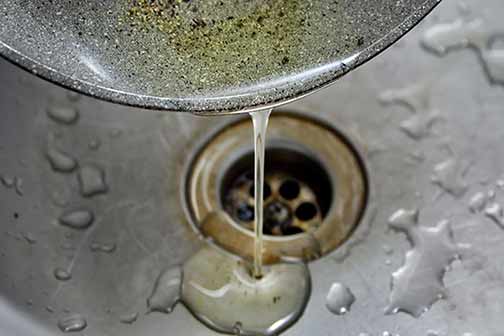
<box><xmin>1</xmin><ymin>0</ymin><xmax>504</xmax><ymax>335</ymax></box>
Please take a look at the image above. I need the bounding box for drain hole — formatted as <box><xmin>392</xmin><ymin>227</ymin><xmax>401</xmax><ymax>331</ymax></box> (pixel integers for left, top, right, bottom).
<box><xmin>236</xmin><ymin>203</ymin><xmax>254</xmax><ymax>222</ymax></box>
<box><xmin>221</xmin><ymin>146</ymin><xmax>332</xmax><ymax>236</ymax></box>
<box><xmin>248</xmin><ymin>183</ymin><xmax>272</xmax><ymax>200</ymax></box>
<box><xmin>282</xmin><ymin>226</ymin><xmax>304</xmax><ymax>235</ymax></box>
<box><xmin>279</xmin><ymin>180</ymin><xmax>300</xmax><ymax>200</ymax></box>
<box><xmin>264</xmin><ymin>201</ymin><xmax>293</xmax><ymax>235</ymax></box>
<box><xmin>295</xmin><ymin>202</ymin><xmax>318</xmax><ymax>221</ymax></box>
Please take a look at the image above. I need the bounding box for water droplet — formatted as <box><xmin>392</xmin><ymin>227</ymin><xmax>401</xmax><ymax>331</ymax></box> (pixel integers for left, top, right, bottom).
<box><xmin>54</xmin><ymin>268</ymin><xmax>72</xmax><ymax>281</ymax></box>
<box><xmin>61</xmin><ymin>242</ymin><xmax>76</xmax><ymax>251</ymax></box>
<box><xmin>484</xmin><ymin>203</ymin><xmax>504</xmax><ymax>229</ymax></box>
<box><xmin>383</xmin><ymin>245</ymin><xmax>394</xmax><ymax>255</ymax></box>
<box><xmin>468</xmin><ymin>192</ymin><xmax>487</xmax><ymax>213</ymax></box>
<box><xmin>379</xmin><ymin>83</ymin><xmax>439</xmax><ymax>140</ymax></box>
<box><xmin>57</xmin><ymin>314</ymin><xmax>87</xmax><ymax>333</ymax></box>
<box><xmin>422</xmin><ymin>18</ymin><xmax>504</xmax><ymax>85</ymax></box>
<box><xmin>427</xmin><ymin>330</ymin><xmax>441</xmax><ymax>336</ymax></box>
<box><xmin>46</xmin><ymin>306</ymin><xmax>55</xmax><ymax>313</ymax></box>
<box><xmin>385</xmin><ymin>208</ymin><xmax>467</xmax><ymax>317</ymax></box>
<box><xmin>407</xmin><ymin>150</ymin><xmax>426</xmax><ymax>164</ymax></box>
<box><xmin>88</xmin><ymin>139</ymin><xmax>101</xmax><ymax>151</ymax></box>
<box><xmin>51</xmin><ymin>191</ymin><xmax>69</xmax><ymax>208</ymax></box>
<box><xmin>89</xmin><ymin>242</ymin><xmax>116</xmax><ymax>254</ymax></box>
<box><xmin>482</xmin><ymin>48</ymin><xmax>504</xmax><ymax>85</ymax></box>
<box><xmin>78</xmin><ymin>165</ymin><xmax>108</xmax><ymax>197</ymax></box>
<box><xmin>26</xmin><ymin>299</ymin><xmax>33</xmax><ymax>306</ymax></box>
<box><xmin>488</xmin><ymin>190</ymin><xmax>496</xmax><ymax>202</ymax></box>
<box><xmin>119</xmin><ymin>312</ymin><xmax>138</xmax><ymax>324</ymax></box>
<box><xmin>22</xmin><ymin>232</ymin><xmax>36</xmax><ymax>245</ymax></box>
<box><xmin>421</xmin><ymin>19</ymin><xmax>473</xmax><ymax>55</ymax></box>
<box><xmin>325</xmin><ymin>283</ymin><xmax>355</xmax><ymax>315</ymax></box>
<box><xmin>385</xmin><ymin>259</ymin><xmax>393</xmax><ymax>266</ymax></box>
<box><xmin>58</xmin><ymin>209</ymin><xmax>94</xmax><ymax>230</ymax></box>
<box><xmin>0</xmin><ymin>174</ymin><xmax>14</xmax><ymax>188</ymax></box>
<box><xmin>147</xmin><ymin>266</ymin><xmax>182</xmax><ymax>314</ymax></box>
<box><xmin>497</xmin><ymin>180</ymin><xmax>504</xmax><ymax>189</ymax></box>
<box><xmin>66</xmin><ymin>91</ymin><xmax>81</xmax><ymax>102</ymax></box>
<box><xmin>14</xmin><ymin>177</ymin><xmax>23</xmax><ymax>196</ymax></box>
<box><xmin>109</xmin><ymin>129</ymin><xmax>123</xmax><ymax>138</ymax></box>
<box><xmin>383</xmin><ymin>332</ymin><xmax>392</xmax><ymax>336</ymax></box>
<box><xmin>400</xmin><ymin>113</ymin><xmax>440</xmax><ymax>140</ymax></box>
<box><xmin>47</xmin><ymin>106</ymin><xmax>79</xmax><ymax>125</ymax></box>
<box><xmin>432</xmin><ymin>157</ymin><xmax>468</xmax><ymax>198</ymax></box>
<box><xmin>46</xmin><ymin>148</ymin><xmax>77</xmax><ymax>173</ymax></box>
<box><xmin>232</xmin><ymin>321</ymin><xmax>243</xmax><ymax>335</ymax></box>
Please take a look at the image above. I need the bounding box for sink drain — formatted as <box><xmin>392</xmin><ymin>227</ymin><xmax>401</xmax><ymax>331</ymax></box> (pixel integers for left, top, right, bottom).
<box><xmin>222</xmin><ymin>149</ymin><xmax>330</xmax><ymax>236</ymax></box>
<box><xmin>183</xmin><ymin>112</ymin><xmax>367</xmax><ymax>264</ymax></box>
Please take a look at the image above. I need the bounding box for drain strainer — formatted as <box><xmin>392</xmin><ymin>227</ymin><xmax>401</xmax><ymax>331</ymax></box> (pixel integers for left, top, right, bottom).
<box><xmin>222</xmin><ymin>155</ymin><xmax>329</xmax><ymax>237</ymax></box>
<box><xmin>183</xmin><ymin>113</ymin><xmax>367</xmax><ymax>264</ymax></box>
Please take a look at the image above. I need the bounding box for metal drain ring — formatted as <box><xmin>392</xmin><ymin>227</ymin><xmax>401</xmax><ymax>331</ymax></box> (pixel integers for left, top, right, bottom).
<box><xmin>183</xmin><ymin>112</ymin><xmax>367</xmax><ymax>264</ymax></box>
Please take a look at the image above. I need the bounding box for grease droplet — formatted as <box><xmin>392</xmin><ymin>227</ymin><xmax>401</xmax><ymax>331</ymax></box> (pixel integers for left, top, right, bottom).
<box><xmin>180</xmin><ymin>247</ymin><xmax>310</xmax><ymax>336</ymax></box>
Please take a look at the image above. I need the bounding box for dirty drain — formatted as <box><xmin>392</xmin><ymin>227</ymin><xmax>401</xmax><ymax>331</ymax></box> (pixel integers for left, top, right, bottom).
<box><xmin>183</xmin><ymin>112</ymin><xmax>368</xmax><ymax>263</ymax></box>
<box><xmin>221</xmin><ymin>148</ymin><xmax>330</xmax><ymax>236</ymax></box>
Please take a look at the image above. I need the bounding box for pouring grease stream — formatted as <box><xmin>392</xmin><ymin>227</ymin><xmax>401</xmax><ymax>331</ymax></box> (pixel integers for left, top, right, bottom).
<box><xmin>250</xmin><ymin>109</ymin><xmax>272</xmax><ymax>278</ymax></box>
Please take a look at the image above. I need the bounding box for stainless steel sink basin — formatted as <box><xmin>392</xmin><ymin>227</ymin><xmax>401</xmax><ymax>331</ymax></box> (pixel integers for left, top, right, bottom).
<box><xmin>1</xmin><ymin>0</ymin><xmax>504</xmax><ymax>335</ymax></box>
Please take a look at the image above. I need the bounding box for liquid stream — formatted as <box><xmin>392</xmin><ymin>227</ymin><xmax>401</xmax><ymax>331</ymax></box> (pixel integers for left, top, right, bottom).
<box><xmin>249</xmin><ymin>109</ymin><xmax>272</xmax><ymax>278</ymax></box>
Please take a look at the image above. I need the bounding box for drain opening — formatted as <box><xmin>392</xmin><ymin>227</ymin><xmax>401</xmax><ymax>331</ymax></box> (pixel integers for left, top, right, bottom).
<box><xmin>184</xmin><ymin>113</ymin><xmax>367</xmax><ymax>263</ymax></box>
<box><xmin>221</xmin><ymin>147</ymin><xmax>332</xmax><ymax>236</ymax></box>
